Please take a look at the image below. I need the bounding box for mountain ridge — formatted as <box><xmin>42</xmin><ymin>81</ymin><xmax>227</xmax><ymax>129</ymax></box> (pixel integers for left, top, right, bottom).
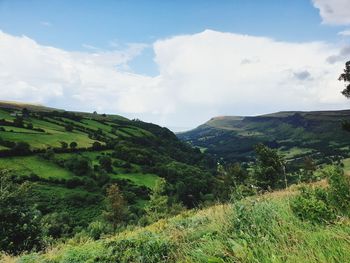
<box><xmin>178</xmin><ymin>109</ymin><xmax>350</xmax><ymax>168</ymax></box>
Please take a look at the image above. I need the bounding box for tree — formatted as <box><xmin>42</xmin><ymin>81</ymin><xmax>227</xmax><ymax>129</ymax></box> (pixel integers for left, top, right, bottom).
<box><xmin>145</xmin><ymin>178</ymin><xmax>169</xmax><ymax>222</ymax></box>
<box><xmin>41</xmin><ymin>212</ymin><xmax>72</xmax><ymax>239</ymax></box>
<box><xmin>99</xmin><ymin>156</ymin><xmax>113</xmax><ymax>173</ymax></box>
<box><xmin>12</xmin><ymin>142</ymin><xmax>31</xmax><ymax>155</ymax></box>
<box><xmin>339</xmin><ymin>60</ymin><xmax>350</xmax><ymax>98</ymax></box>
<box><xmin>43</xmin><ymin>148</ymin><xmax>55</xmax><ymax>160</ymax></box>
<box><xmin>65</xmin><ymin>156</ymin><xmax>92</xmax><ymax>176</ymax></box>
<box><xmin>103</xmin><ymin>184</ymin><xmax>128</xmax><ymax>230</ymax></box>
<box><xmin>65</xmin><ymin>124</ymin><xmax>74</xmax><ymax>132</ymax></box>
<box><xmin>92</xmin><ymin>141</ymin><xmax>102</xmax><ymax>150</ymax></box>
<box><xmin>26</xmin><ymin>122</ymin><xmax>33</xmax><ymax>129</ymax></box>
<box><xmin>60</xmin><ymin>141</ymin><xmax>68</xmax><ymax>149</ymax></box>
<box><xmin>13</xmin><ymin>115</ymin><xmax>24</xmax><ymax>127</ymax></box>
<box><xmin>253</xmin><ymin>143</ymin><xmax>286</xmax><ymax>190</ymax></box>
<box><xmin>216</xmin><ymin>163</ymin><xmax>249</xmax><ymax>201</ymax></box>
<box><xmin>303</xmin><ymin>156</ymin><xmax>316</xmax><ymax>182</ymax></box>
<box><xmin>70</xmin><ymin>141</ymin><xmax>78</xmax><ymax>149</ymax></box>
<box><xmin>22</xmin><ymin>108</ymin><xmax>30</xmax><ymax>118</ymax></box>
<box><xmin>338</xmin><ymin>61</ymin><xmax>350</xmax><ymax>132</ymax></box>
<box><xmin>0</xmin><ymin>170</ymin><xmax>43</xmax><ymax>255</ymax></box>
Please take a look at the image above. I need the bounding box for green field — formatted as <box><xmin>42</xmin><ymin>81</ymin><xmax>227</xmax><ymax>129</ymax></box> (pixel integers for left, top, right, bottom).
<box><xmin>0</xmin><ymin>109</ymin><xmax>15</xmax><ymax>120</ymax></box>
<box><xmin>0</xmin><ymin>129</ymin><xmax>97</xmax><ymax>149</ymax></box>
<box><xmin>111</xmin><ymin>173</ymin><xmax>159</xmax><ymax>189</ymax></box>
<box><xmin>0</xmin><ymin>156</ymin><xmax>74</xmax><ymax>179</ymax></box>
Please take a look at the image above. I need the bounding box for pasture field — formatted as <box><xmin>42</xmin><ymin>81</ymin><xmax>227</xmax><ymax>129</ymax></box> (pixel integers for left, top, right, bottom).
<box><xmin>0</xmin><ymin>156</ymin><xmax>74</xmax><ymax>179</ymax></box>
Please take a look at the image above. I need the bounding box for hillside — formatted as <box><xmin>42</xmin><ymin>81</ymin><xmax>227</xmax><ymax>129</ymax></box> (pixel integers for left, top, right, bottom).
<box><xmin>178</xmin><ymin>110</ymin><xmax>350</xmax><ymax>169</ymax></box>
<box><xmin>4</xmin><ymin>181</ymin><xmax>350</xmax><ymax>263</ymax></box>
<box><xmin>0</xmin><ymin>102</ymin><xmax>215</xmax><ymax>234</ymax></box>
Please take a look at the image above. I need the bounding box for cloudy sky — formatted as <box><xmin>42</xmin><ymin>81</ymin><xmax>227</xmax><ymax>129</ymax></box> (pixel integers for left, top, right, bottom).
<box><xmin>0</xmin><ymin>0</ymin><xmax>350</xmax><ymax>131</ymax></box>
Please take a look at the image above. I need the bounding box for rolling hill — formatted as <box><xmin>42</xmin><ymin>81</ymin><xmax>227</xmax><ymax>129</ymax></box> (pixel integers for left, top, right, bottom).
<box><xmin>0</xmin><ymin>101</ymin><xmax>215</xmax><ymax>232</ymax></box>
<box><xmin>178</xmin><ymin>110</ymin><xmax>350</xmax><ymax>169</ymax></box>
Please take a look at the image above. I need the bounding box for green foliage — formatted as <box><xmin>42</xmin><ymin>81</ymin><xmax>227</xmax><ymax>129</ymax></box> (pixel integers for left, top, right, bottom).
<box><xmin>11</xmin><ymin>189</ymin><xmax>350</xmax><ymax>263</ymax></box>
<box><xmin>145</xmin><ymin>178</ymin><xmax>169</xmax><ymax>223</ymax></box>
<box><xmin>99</xmin><ymin>155</ymin><xmax>113</xmax><ymax>173</ymax></box>
<box><xmin>291</xmin><ymin>186</ymin><xmax>335</xmax><ymax>223</ymax></box>
<box><xmin>103</xmin><ymin>184</ymin><xmax>128</xmax><ymax>230</ymax></box>
<box><xmin>339</xmin><ymin>60</ymin><xmax>350</xmax><ymax>98</ymax></box>
<box><xmin>65</xmin><ymin>123</ymin><xmax>74</xmax><ymax>132</ymax></box>
<box><xmin>215</xmin><ymin>163</ymin><xmax>251</xmax><ymax>201</ymax></box>
<box><xmin>87</xmin><ymin>220</ymin><xmax>113</xmax><ymax>240</ymax></box>
<box><xmin>70</xmin><ymin>141</ymin><xmax>78</xmax><ymax>149</ymax></box>
<box><xmin>324</xmin><ymin>166</ymin><xmax>350</xmax><ymax>213</ymax></box>
<box><xmin>12</xmin><ymin>141</ymin><xmax>31</xmax><ymax>154</ymax></box>
<box><xmin>0</xmin><ymin>170</ymin><xmax>43</xmax><ymax>255</ymax></box>
<box><xmin>60</xmin><ymin>141</ymin><xmax>68</xmax><ymax>149</ymax></box>
<box><xmin>253</xmin><ymin>143</ymin><xmax>286</xmax><ymax>190</ymax></box>
<box><xmin>153</xmin><ymin>161</ymin><xmax>213</xmax><ymax>207</ymax></box>
<box><xmin>102</xmin><ymin>232</ymin><xmax>173</xmax><ymax>263</ymax></box>
<box><xmin>41</xmin><ymin>212</ymin><xmax>73</xmax><ymax>239</ymax></box>
<box><xmin>65</xmin><ymin>156</ymin><xmax>92</xmax><ymax>176</ymax></box>
<box><xmin>292</xmin><ymin>166</ymin><xmax>350</xmax><ymax>224</ymax></box>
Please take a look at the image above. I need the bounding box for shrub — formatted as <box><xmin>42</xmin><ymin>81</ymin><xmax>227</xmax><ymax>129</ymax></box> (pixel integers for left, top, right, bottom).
<box><xmin>41</xmin><ymin>212</ymin><xmax>73</xmax><ymax>239</ymax></box>
<box><xmin>291</xmin><ymin>166</ymin><xmax>350</xmax><ymax>224</ymax></box>
<box><xmin>0</xmin><ymin>171</ymin><xmax>43</xmax><ymax>255</ymax></box>
<box><xmin>325</xmin><ymin>166</ymin><xmax>350</xmax><ymax>213</ymax></box>
<box><xmin>87</xmin><ymin>220</ymin><xmax>113</xmax><ymax>240</ymax></box>
<box><xmin>12</xmin><ymin>142</ymin><xmax>31</xmax><ymax>155</ymax></box>
<box><xmin>101</xmin><ymin>232</ymin><xmax>173</xmax><ymax>262</ymax></box>
<box><xmin>291</xmin><ymin>186</ymin><xmax>335</xmax><ymax>224</ymax></box>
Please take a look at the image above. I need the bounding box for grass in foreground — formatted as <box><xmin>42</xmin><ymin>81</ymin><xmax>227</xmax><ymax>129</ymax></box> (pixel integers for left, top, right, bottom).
<box><xmin>4</xmin><ymin>186</ymin><xmax>350</xmax><ymax>263</ymax></box>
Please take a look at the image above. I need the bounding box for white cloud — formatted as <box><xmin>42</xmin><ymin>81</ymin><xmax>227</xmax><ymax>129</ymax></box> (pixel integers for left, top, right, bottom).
<box><xmin>312</xmin><ymin>0</ymin><xmax>350</xmax><ymax>25</ymax></box>
<box><xmin>0</xmin><ymin>30</ymin><xmax>348</xmax><ymax>128</ymax></box>
<box><xmin>338</xmin><ymin>30</ymin><xmax>350</xmax><ymax>36</ymax></box>
<box><xmin>40</xmin><ymin>21</ymin><xmax>52</xmax><ymax>27</ymax></box>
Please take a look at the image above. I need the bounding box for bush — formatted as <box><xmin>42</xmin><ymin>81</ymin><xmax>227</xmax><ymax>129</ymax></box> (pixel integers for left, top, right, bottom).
<box><xmin>87</xmin><ymin>220</ymin><xmax>113</xmax><ymax>240</ymax></box>
<box><xmin>102</xmin><ymin>232</ymin><xmax>173</xmax><ymax>262</ymax></box>
<box><xmin>291</xmin><ymin>166</ymin><xmax>350</xmax><ymax>224</ymax></box>
<box><xmin>12</xmin><ymin>142</ymin><xmax>31</xmax><ymax>155</ymax></box>
<box><xmin>0</xmin><ymin>172</ymin><xmax>43</xmax><ymax>255</ymax></box>
<box><xmin>325</xmin><ymin>166</ymin><xmax>350</xmax><ymax>213</ymax></box>
<box><xmin>41</xmin><ymin>212</ymin><xmax>73</xmax><ymax>239</ymax></box>
<box><xmin>291</xmin><ymin>186</ymin><xmax>335</xmax><ymax>224</ymax></box>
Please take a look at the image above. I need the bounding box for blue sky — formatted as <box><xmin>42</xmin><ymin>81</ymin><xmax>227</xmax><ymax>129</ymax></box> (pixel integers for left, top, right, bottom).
<box><xmin>0</xmin><ymin>0</ymin><xmax>345</xmax><ymax>75</ymax></box>
<box><xmin>0</xmin><ymin>0</ymin><xmax>350</xmax><ymax>130</ymax></box>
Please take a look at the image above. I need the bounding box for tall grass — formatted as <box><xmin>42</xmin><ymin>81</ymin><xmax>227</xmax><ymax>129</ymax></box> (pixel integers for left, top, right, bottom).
<box><xmin>3</xmin><ymin>188</ymin><xmax>350</xmax><ymax>263</ymax></box>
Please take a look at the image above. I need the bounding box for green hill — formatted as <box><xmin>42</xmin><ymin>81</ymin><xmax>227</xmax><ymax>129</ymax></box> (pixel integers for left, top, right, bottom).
<box><xmin>5</xmin><ymin>182</ymin><xmax>350</xmax><ymax>263</ymax></box>
<box><xmin>0</xmin><ymin>102</ymin><xmax>215</xmax><ymax>233</ymax></box>
<box><xmin>178</xmin><ymin>110</ymin><xmax>350</xmax><ymax>169</ymax></box>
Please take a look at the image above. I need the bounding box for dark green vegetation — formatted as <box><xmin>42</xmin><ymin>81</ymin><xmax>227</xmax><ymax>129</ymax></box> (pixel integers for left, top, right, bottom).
<box><xmin>178</xmin><ymin>110</ymin><xmax>350</xmax><ymax>170</ymax></box>
<box><xmin>0</xmin><ymin>102</ymin><xmax>216</xmax><ymax>255</ymax></box>
<box><xmin>5</xmin><ymin>166</ymin><xmax>350</xmax><ymax>263</ymax></box>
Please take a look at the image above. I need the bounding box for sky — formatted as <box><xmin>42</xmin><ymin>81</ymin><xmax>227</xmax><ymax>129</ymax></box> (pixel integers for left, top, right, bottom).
<box><xmin>0</xmin><ymin>0</ymin><xmax>350</xmax><ymax>131</ymax></box>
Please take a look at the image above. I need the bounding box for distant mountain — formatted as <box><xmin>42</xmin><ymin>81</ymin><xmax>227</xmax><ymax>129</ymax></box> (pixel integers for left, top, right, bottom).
<box><xmin>178</xmin><ymin>110</ymin><xmax>350</xmax><ymax>169</ymax></box>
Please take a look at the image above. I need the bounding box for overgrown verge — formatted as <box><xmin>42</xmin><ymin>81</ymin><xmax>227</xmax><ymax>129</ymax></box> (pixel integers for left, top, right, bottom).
<box><xmin>4</xmin><ymin>173</ymin><xmax>350</xmax><ymax>263</ymax></box>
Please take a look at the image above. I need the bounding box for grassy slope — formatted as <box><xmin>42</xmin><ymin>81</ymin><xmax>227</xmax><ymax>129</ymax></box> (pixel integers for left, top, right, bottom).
<box><xmin>57</xmin><ymin>151</ymin><xmax>160</xmax><ymax>188</ymax></box>
<box><xmin>111</xmin><ymin>173</ymin><xmax>159</xmax><ymax>189</ymax></box>
<box><xmin>0</xmin><ymin>156</ymin><xmax>74</xmax><ymax>179</ymax></box>
<box><xmin>6</xmin><ymin>186</ymin><xmax>350</xmax><ymax>263</ymax></box>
